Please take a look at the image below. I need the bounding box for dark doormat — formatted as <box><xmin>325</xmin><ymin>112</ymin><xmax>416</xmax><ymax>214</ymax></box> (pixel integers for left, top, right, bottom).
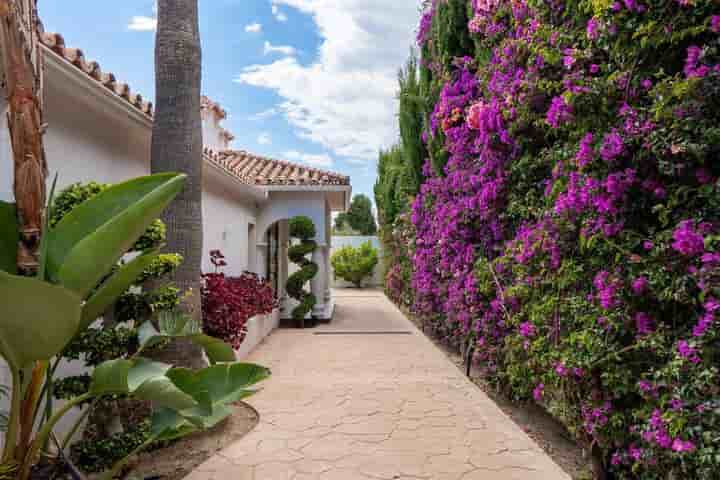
<box><xmin>313</xmin><ymin>331</ymin><xmax>412</xmax><ymax>335</ymax></box>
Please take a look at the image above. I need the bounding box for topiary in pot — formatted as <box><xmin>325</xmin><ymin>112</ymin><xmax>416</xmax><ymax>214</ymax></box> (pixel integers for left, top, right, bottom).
<box><xmin>286</xmin><ymin>216</ymin><xmax>318</xmax><ymax>328</ymax></box>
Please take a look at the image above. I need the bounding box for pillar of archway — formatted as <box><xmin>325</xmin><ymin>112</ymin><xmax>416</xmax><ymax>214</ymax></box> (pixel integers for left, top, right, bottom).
<box><xmin>255</xmin><ymin>192</ymin><xmax>336</xmax><ymax>321</ymax></box>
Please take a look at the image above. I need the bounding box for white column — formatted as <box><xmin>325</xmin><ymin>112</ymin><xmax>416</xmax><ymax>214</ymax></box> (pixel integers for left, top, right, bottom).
<box><xmin>256</xmin><ymin>243</ymin><xmax>268</xmax><ymax>280</ymax></box>
<box><xmin>278</xmin><ymin>221</ymin><xmax>290</xmax><ymax>317</ymax></box>
<box><xmin>324</xmin><ymin>244</ymin><xmax>332</xmax><ymax>303</ymax></box>
<box><xmin>311</xmin><ymin>245</ymin><xmax>326</xmax><ymax>318</ymax></box>
<box><xmin>324</xmin><ymin>203</ymin><xmax>332</xmax><ymax>303</ymax></box>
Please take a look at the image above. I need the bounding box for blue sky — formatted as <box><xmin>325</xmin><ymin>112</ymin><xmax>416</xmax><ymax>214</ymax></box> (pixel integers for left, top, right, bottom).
<box><xmin>38</xmin><ymin>0</ymin><xmax>421</xmax><ymax>203</ymax></box>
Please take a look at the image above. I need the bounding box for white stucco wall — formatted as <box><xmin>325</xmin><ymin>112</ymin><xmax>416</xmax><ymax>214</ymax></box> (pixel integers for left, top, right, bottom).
<box><xmin>258</xmin><ymin>191</ymin><xmax>328</xmax><ymax>245</ymax></box>
<box><xmin>201</xmin><ymin>111</ymin><xmax>226</xmax><ymax>152</ymax></box>
<box><xmin>202</xmin><ymin>168</ymin><xmax>258</xmax><ymax>276</ymax></box>
<box><xmin>44</xmin><ymin>78</ymin><xmax>152</xmax><ymax>190</ymax></box>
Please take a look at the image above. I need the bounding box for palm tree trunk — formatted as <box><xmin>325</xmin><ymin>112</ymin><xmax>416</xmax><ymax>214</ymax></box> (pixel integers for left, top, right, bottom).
<box><xmin>151</xmin><ymin>0</ymin><xmax>205</xmax><ymax>368</ymax></box>
<box><xmin>0</xmin><ymin>0</ymin><xmax>46</xmax><ymax>276</ymax></box>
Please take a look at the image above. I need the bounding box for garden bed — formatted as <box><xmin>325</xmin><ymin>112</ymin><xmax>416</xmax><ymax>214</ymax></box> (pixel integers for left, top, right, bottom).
<box><xmin>120</xmin><ymin>403</ymin><xmax>258</xmax><ymax>480</ymax></box>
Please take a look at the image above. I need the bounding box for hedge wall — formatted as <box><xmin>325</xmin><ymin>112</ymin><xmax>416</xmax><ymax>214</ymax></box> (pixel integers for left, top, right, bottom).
<box><xmin>380</xmin><ymin>0</ymin><xmax>720</xmax><ymax>477</ymax></box>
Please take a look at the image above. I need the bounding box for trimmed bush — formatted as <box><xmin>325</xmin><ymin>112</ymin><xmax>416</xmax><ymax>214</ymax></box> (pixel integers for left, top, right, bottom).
<box><xmin>331</xmin><ymin>241</ymin><xmax>379</xmax><ymax>288</ymax></box>
<box><xmin>287</xmin><ymin>216</ymin><xmax>318</xmax><ymax>324</ymax></box>
<box><xmin>201</xmin><ymin>250</ymin><xmax>277</xmax><ymax>348</ymax></box>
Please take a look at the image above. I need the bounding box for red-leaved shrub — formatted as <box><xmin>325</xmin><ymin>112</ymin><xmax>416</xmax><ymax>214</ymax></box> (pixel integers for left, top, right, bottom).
<box><xmin>201</xmin><ymin>250</ymin><xmax>277</xmax><ymax>348</ymax></box>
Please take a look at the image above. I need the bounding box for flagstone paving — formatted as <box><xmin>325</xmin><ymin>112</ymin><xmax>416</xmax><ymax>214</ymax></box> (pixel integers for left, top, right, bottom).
<box><xmin>186</xmin><ymin>290</ymin><xmax>570</xmax><ymax>480</ymax></box>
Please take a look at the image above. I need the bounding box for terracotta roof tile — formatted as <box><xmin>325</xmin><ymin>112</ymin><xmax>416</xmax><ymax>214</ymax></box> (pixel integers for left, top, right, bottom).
<box><xmin>204</xmin><ymin>148</ymin><xmax>350</xmax><ymax>187</ymax></box>
<box><xmin>39</xmin><ymin>31</ymin><xmax>349</xmax><ymax>189</ymax></box>
<box><xmin>201</xmin><ymin>96</ymin><xmax>227</xmax><ymax>120</ymax></box>
<box><xmin>40</xmin><ymin>32</ymin><xmax>153</xmax><ymax>117</ymax></box>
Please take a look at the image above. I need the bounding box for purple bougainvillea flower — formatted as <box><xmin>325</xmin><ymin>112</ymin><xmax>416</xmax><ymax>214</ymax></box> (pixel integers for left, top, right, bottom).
<box><xmin>671</xmin><ymin>438</ymin><xmax>696</xmax><ymax>453</ymax></box>
<box><xmin>587</xmin><ymin>17</ymin><xmax>601</xmax><ymax>40</ymax></box>
<box><xmin>547</xmin><ymin>96</ymin><xmax>573</xmax><ymax>128</ymax></box>
<box><xmin>677</xmin><ymin>340</ymin><xmax>701</xmax><ymax>363</ymax></box>
<box><xmin>672</xmin><ymin>220</ymin><xmax>705</xmax><ymax>257</ymax></box>
<box><xmin>600</xmin><ymin>130</ymin><xmax>625</xmax><ymax>162</ymax></box>
<box><xmin>533</xmin><ymin>383</ymin><xmax>544</xmax><ymax>402</ymax></box>
<box><xmin>635</xmin><ymin>312</ymin><xmax>655</xmax><ymax>335</ymax></box>
<box><xmin>631</xmin><ymin>276</ymin><xmax>649</xmax><ymax>295</ymax></box>
<box><xmin>712</xmin><ymin>15</ymin><xmax>720</xmax><ymax>33</ymax></box>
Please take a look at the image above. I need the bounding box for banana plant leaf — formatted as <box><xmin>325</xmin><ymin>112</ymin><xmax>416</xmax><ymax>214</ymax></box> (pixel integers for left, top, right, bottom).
<box><xmin>139</xmin><ymin>363</ymin><xmax>270</xmax><ymax>446</ymax></box>
<box><xmin>149</xmin><ymin>408</ymin><xmax>200</xmax><ymax>443</ymax></box>
<box><xmin>167</xmin><ymin>363</ymin><xmax>270</xmax><ymax>411</ymax></box>
<box><xmin>89</xmin><ymin>358</ymin><xmax>198</xmax><ymax>411</ymax></box>
<box><xmin>46</xmin><ymin>173</ymin><xmax>186</xmax><ymax>298</ymax></box>
<box><xmin>137</xmin><ymin>312</ymin><xmax>236</xmax><ymax>364</ymax></box>
<box><xmin>81</xmin><ymin>249</ymin><xmax>161</xmax><ymax>330</ymax></box>
<box><xmin>0</xmin><ymin>271</ymin><xmax>82</xmax><ymax>369</ymax></box>
<box><xmin>0</xmin><ymin>202</ymin><xmax>19</xmax><ymax>274</ymax></box>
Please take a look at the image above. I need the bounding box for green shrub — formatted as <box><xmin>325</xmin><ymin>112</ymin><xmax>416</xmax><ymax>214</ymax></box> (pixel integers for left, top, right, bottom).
<box><xmin>49</xmin><ymin>180</ymin><xmax>184</xmax><ymax>474</ymax></box>
<box><xmin>331</xmin><ymin>242</ymin><xmax>379</xmax><ymax>288</ymax></box>
<box><xmin>70</xmin><ymin>420</ymin><xmax>152</xmax><ymax>473</ymax></box>
<box><xmin>51</xmin><ymin>181</ymin><xmax>165</xmax><ymax>252</ymax></box>
<box><xmin>289</xmin><ymin>215</ymin><xmax>316</xmax><ymax>240</ymax></box>
<box><xmin>286</xmin><ymin>216</ymin><xmax>318</xmax><ymax>323</ymax></box>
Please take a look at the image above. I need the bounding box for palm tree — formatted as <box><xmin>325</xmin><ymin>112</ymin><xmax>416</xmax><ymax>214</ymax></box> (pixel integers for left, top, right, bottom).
<box><xmin>151</xmin><ymin>0</ymin><xmax>205</xmax><ymax>368</ymax></box>
<box><xmin>0</xmin><ymin>0</ymin><xmax>46</xmax><ymax>276</ymax></box>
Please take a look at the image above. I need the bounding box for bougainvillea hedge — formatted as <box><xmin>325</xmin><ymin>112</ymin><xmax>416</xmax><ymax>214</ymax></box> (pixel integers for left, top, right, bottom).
<box><xmin>381</xmin><ymin>0</ymin><xmax>720</xmax><ymax>477</ymax></box>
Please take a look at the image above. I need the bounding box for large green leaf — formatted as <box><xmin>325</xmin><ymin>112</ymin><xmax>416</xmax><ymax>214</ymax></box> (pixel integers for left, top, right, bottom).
<box><xmin>89</xmin><ymin>359</ymin><xmax>133</xmax><ymax>396</ymax></box>
<box><xmin>166</xmin><ymin>363</ymin><xmax>269</xmax><ymax>429</ymax></box>
<box><xmin>81</xmin><ymin>250</ymin><xmax>161</xmax><ymax>330</ymax></box>
<box><xmin>168</xmin><ymin>363</ymin><xmax>270</xmax><ymax>407</ymax></box>
<box><xmin>138</xmin><ymin>313</ymin><xmax>236</xmax><ymax>364</ymax></box>
<box><xmin>132</xmin><ymin>377</ymin><xmax>198</xmax><ymax>411</ymax></box>
<box><xmin>0</xmin><ymin>271</ymin><xmax>82</xmax><ymax>369</ymax></box>
<box><xmin>89</xmin><ymin>358</ymin><xmax>198</xmax><ymax>411</ymax></box>
<box><xmin>47</xmin><ymin>173</ymin><xmax>186</xmax><ymax>297</ymax></box>
<box><xmin>0</xmin><ymin>202</ymin><xmax>19</xmax><ymax>274</ymax></box>
<box><xmin>127</xmin><ymin>358</ymin><xmax>172</xmax><ymax>391</ymax></box>
<box><xmin>146</xmin><ymin>363</ymin><xmax>269</xmax><ymax>444</ymax></box>
<box><xmin>149</xmin><ymin>408</ymin><xmax>199</xmax><ymax>443</ymax></box>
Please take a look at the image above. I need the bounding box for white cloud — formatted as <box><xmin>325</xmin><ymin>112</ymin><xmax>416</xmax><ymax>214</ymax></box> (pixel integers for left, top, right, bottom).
<box><xmin>128</xmin><ymin>15</ymin><xmax>157</xmax><ymax>31</ymax></box>
<box><xmin>244</xmin><ymin>22</ymin><xmax>263</xmax><ymax>33</ymax></box>
<box><xmin>249</xmin><ymin>108</ymin><xmax>278</xmax><ymax>121</ymax></box>
<box><xmin>271</xmin><ymin>3</ymin><xmax>288</xmax><ymax>22</ymax></box>
<box><xmin>235</xmin><ymin>0</ymin><xmax>420</xmax><ymax>162</ymax></box>
<box><xmin>263</xmin><ymin>41</ymin><xmax>297</xmax><ymax>56</ymax></box>
<box><xmin>257</xmin><ymin>132</ymin><xmax>272</xmax><ymax>145</ymax></box>
<box><xmin>284</xmin><ymin>150</ymin><xmax>333</xmax><ymax>168</ymax></box>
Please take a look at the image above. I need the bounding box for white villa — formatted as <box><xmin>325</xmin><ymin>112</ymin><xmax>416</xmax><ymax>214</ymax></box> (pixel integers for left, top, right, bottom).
<box><xmin>0</xmin><ymin>31</ymin><xmax>352</xmax><ymax>353</ymax></box>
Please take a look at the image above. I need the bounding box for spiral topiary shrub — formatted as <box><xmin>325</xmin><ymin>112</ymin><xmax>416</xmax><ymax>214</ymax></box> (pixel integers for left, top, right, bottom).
<box><xmin>287</xmin><ymin>216</ymin><xmax>318</xmax><ymax>326</ymax></box>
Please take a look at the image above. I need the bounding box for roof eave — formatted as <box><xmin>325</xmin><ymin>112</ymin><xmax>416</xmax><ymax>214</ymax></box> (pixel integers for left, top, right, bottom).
<box><xmin>43</xmin><ymin>45</ymin><xmax>153</xmax><ymax>130</ymax></box>
<box><xmin>259</xmin><ymin>184</ymin><xmax>351</xmax><ymax>192</ymax></box>
<box><xmin>205</xmin><ymin>160</ymin><xmax>268</xmax><ymax>202</ymax></box>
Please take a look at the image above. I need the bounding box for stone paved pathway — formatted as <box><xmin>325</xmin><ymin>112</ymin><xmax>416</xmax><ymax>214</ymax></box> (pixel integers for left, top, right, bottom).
<box><xmin>186</xmin><ymin>290</ymin><xmax>570</xmax><ymax>480</ymax></box>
